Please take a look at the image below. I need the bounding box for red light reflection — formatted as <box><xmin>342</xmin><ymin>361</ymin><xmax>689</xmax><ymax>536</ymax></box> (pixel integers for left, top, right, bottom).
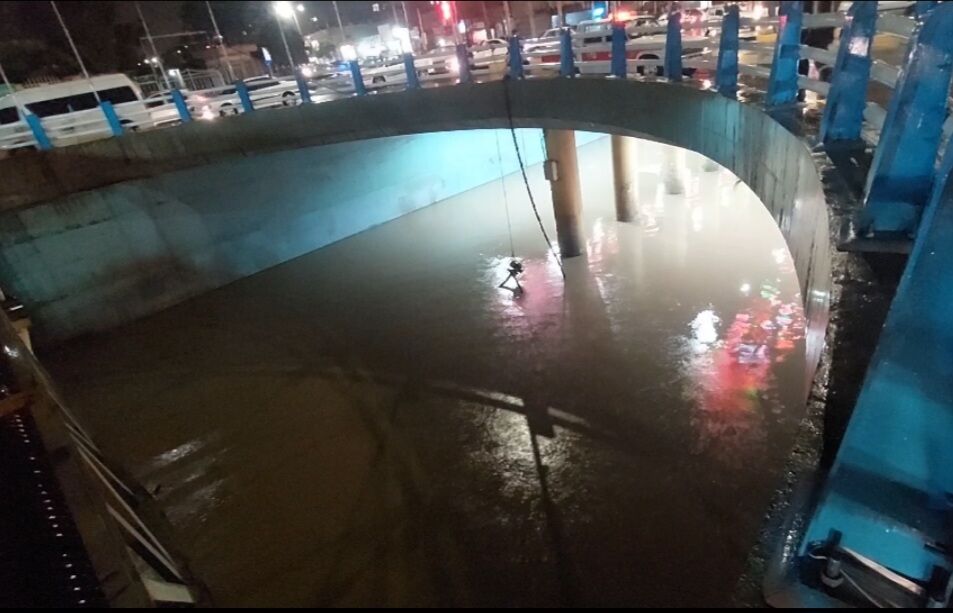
<box><xmin>687</xmin><ymin>279</ymin><xmax>805</xmax><ymax>465</ymax></box>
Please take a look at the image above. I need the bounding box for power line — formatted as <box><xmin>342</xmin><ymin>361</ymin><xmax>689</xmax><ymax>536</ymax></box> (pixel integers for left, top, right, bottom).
<box><xmin>501</xmin><ymin>79</ymin><xmax>565</xmax><ymax>279</ymax></box>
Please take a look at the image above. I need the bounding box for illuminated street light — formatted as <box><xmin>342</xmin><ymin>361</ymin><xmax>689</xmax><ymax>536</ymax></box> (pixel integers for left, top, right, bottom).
<box><xmin>272</xmin><ymin>1</ymin><xmax>297</xmax><ymax>74</ymax></box>
<box><xmin>274</xmin><ymin>1</ymin><xmax>295</xmax><ymax>20</ymax></box>
<box><xmin>274</xmin><ymin>0</ymin><xmax>303</xmax><ymax>35</ymax></box>
<box><xmin>296</xmin><ymin>3</ymin><xmax>305</xmax><ymax>11</ymax></box>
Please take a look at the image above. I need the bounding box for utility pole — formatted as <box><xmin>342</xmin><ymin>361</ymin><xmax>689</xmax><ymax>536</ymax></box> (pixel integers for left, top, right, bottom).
<box><xmin>332</xmin><ymin>0</ymin><xmax>346</xmax><ymax>47</ymax></box>
<box><xmin>51</xmin><ymin>0</ymin><xmax>104</xmax><ymax>99</ymax></box>
<box><xmin>274</xmin><ymin>13</ymin><xmax>295</xmax><ymax>74</ymax></box>
<box><xmin>134</xmin><ymin>1</ymin><xmax>172</xmax><ymax>91</ymax></box>
<box><xmin>206</xmin><ymin>1</ymin><xmax>235</xmax><ymax>82</ymax></box>
<box><xmin>417</xmin><ymin>6</ymin><xmax>428</xmax><ymax>50</ymax></box>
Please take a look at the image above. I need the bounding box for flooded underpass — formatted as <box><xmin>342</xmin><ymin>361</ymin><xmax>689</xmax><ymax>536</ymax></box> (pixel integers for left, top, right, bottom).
<box><xmin>43</xmin><ymin>134</ymin><xmax>807</xmax><ymax>607</ymax></box>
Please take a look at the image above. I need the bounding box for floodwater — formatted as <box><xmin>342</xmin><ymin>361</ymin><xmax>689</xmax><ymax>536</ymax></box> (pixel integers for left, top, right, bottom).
<box><xmin>46</xmin><ymin>134</ymin><xmax>807</xmax><ymax>607</ymax></box>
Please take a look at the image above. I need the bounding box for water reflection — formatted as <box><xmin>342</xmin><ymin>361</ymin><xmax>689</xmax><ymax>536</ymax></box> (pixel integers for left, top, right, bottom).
<box><xmin>683</xmin><ymin>274</ymin><xmax>805</xmax><ymax>466</ymax></box>
<box><xmin>49</xmin><ymin>135</ymin><xmax>810</xmax><ymax>607</ymax></box>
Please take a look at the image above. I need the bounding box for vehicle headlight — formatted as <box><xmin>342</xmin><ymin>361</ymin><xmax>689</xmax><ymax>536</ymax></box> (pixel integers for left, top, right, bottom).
<box><xmin>449</xmin><ymin>57</ymin><xmax>460</xmax><ymax>73</ymax></box>
<box><xmin>201</xmin><ymin>105</ymin><xmax>214</xmax><ymax>120</ymax></box>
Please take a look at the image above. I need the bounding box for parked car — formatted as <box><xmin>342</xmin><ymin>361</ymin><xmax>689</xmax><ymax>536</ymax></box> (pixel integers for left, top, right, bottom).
<box><xmin>145</xmin><ymin>89</ymin><xmax>194</xmax><ymax>126</ymax></box>
<box><xmin>191</xmin><ymin>76</ymin><xmax>307</xmax><ymax>118</ymax></box>
<box><xmin>573</xmin><ymin>25</ymin><xmax>706</xmax><ymax>77</ymax></box>
<box><xmin>470</xmin><ymin>38</ymin><xmax>509</xmax><ymax>70</ymax></box>
<box><xmin>525</xmin><ymin>28</ymin><xmax>566</xmax><ymax>53</ymax></box>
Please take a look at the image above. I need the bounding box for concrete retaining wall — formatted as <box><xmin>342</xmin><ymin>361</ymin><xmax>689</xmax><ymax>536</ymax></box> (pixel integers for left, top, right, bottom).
<box><xmin>0</xmin><ymin>79</ymin><xmax>832</xmax><ymax>390</ymax></box>
<box><xmin>0</xmin><ymin>128</ymin><xmax>600</xmax><ymax>343</ymax></box>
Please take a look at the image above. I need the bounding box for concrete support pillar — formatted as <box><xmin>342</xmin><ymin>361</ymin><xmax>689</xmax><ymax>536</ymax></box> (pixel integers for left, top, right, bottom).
<box><xmin>543</xmin><ymin>129</ymin><xmax>584</xmax><ymax>257</ymax></box>
<box><xmin>611</xmin><ymin>134</ymin><xmax>637</xmax><ymax>222</ymax></box>
<box><xmin>662</xmin><ymin>146</ymin><xmax>684</xmax><ymax>194</ymax></box>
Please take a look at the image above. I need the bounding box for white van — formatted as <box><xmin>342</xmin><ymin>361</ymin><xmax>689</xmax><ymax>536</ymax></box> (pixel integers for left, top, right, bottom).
<box><xmin>0</xmin><ymin>74</ymin><xmax>148</xmax><ymax>150</ymax></box>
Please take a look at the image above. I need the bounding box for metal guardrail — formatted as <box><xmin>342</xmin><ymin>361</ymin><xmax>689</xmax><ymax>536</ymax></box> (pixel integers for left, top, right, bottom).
<box><xmin>0</xmin><ymin>7</ymin><xmax>924</xmax><ymax>156</ymax></box>
<box><xmin>0</xmin><ymin>310</ymin><xmax>201</xmax><ymax>606</ymax></box>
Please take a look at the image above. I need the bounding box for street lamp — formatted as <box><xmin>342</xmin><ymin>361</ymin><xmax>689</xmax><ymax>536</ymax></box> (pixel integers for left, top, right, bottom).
<box><xmin>274</xmin><ymin>1</ymin><xmax>295</xmax><ymax>20</ymax></box>
<box><xmin>272</xmin><ymin>1</ymin><xmax>297</xmax><ymax>73</ymax></box>
<box><xmin>275</xmin><ymin>0</ymin><xmax>304</xmax><ymax>35</ymax></box>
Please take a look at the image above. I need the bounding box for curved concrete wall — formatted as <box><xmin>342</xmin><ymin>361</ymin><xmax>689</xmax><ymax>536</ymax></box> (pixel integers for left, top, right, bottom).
<box><xmin>0</xmin><ymin>80</ymin><xmax>831</xmax><ymax>390</ymax></box>
<box><xmin>0</xmin><ymin>127</ymin><xmax>601</xmax><ymax>342</ymax></box>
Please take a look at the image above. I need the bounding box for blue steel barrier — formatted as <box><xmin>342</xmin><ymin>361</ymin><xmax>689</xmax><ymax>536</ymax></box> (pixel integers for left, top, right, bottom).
<box><xmin>235</xmin><ymin>80</ymin><xmax>255</xmax><ymax>111</ymax></box>
<box><xmin>860</xmin><ymin>2</ymin><xmax>953</xmax><ymax>236</ymax></box>
<box><xmin>916</xmin><ymin>0</ymin><xmax>939</xmax><ymax>19</ymax></box>
<box><xmin>715</xmin><ymin>5</ymin><xmax>740</xmax><ymax>98</ymax></box>
<box><xmin>559</xmin><ymin>28</ymin><xmax>575</xmax><ymax>78</ymax></box>
<box><xmin>24</xmin><ymin>114</ymin><xmax>52</xmax><ymax>151</ymax></box>
<box><xmin>171</xmin><ymin>89</ymin><xmax>191</xmax><ymax>123</ymax></box>
<box><xmin>403</xmin><ymin>53</ymin><xmax>421</xmax><ymax>90</ymax></box>
<box><xmin>610</xmin><ymin>23</ymin><xmax>626</xmax><ymax>78</ymax></box>
<box><xmin>456</xmin><ymin>43</ymin><xmax>472</xmax><ymax>84</ymax></box>
<box><xmin>820</xmin><ymin>1</ymin><xmax>877</xmax><ymax>144</ymax></box>
<box><xmin>664</xmin><ymin>12</ymin><xmax>683</xmax><ymax>81</ymax></box>
<box><xmin>348</xmin><ymin>61</ymin><xmax>367</xmax><ymax>96</ymax></box>
<box><xmin>99</xmin><ymin>101</ymin><xmax>123</xmax><ymax>137</ymax></box>
<box><xmin>767</xmin><ymin>0</ymin><xmax>804</xmax><ymax>107</ymax></box>
<box><xmin>507</xmin><ymin>36</ymin><xmax>524</xmax><ymax>80</ymax></box>
<box><xmin>796</xmin><ymin>134</ymin><xmax>953</xmax><ymax>609</ymax></box>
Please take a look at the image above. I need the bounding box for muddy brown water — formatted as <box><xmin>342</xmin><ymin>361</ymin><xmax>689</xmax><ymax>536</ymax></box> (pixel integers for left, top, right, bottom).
<box><xmin>46</xmin><ymin>135</ymin><xmax>806</xmax><ymax>606</ymax></box>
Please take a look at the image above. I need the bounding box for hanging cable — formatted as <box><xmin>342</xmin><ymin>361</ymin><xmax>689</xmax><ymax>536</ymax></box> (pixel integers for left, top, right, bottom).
<box><xmin>494</xmin><ymin>129</ymin><xmax>516</xmax><ymax>259</ymax></box>
<box><xmin>501</xmin><ymin>79</ymin><xmax>566</xmax><ymax>280</ymax></box>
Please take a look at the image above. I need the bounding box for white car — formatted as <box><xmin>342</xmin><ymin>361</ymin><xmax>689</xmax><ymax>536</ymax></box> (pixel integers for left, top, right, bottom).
<box><xmin>145</xmin><ymin>90</ymin><xmax>194</xmax><ymax>126</ymax></box>
<box><xmin>470</xmin><ymin>38</ymin><xmax>509</xmax><ymax>70</ymax></box>
<box><xmin>361</xmin><ymin>56</ymin><xmax>412</xmax><ymax>88</ymax></box>
<box><xmin>323</xmin><ymin>56</ymin><xmax>431</xmax><ymax>93</ymax></box>
<box><xmin>573</xmin><ymin>25</ymin><xmax>707</xmax><ymax>77</ymax></box>
<box><xmin>191</xmin><ymin>76</ymin><xmax>308</xmax><ymax>117</ymax></box>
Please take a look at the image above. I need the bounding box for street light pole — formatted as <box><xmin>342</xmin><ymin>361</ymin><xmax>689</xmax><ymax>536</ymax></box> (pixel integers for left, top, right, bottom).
<box><xmin>51</xmin><ymin>0</ymin><xmax>105</xmax><ymax>99</ymax></box>
<box><xmin>134</xmin><ymin>1</ymin><xmax>172</xmax><ymax>91</ymax></box>
<box><xmin>417</xmin><ymin>6</ymin><xmax>427</xmax><ymax>50</ymax></box>
<box><xmin>205</xmin><ymin>0</ymin><xmax>235</xmax><ymax>82</ymax></box>
<box><xmin>291</xmin><ymin>5</ymin><xmax>303</xmax><ymax>36</ymax></box>
<box><xmin>274</xmin><ymin>19</ymin><xmax>295</xmax><ymax>74</ymax></box>
<box><xmin>332</xmin><ymin>0</ymin><xmax>346</xmax><ymax>46</ymax></box>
